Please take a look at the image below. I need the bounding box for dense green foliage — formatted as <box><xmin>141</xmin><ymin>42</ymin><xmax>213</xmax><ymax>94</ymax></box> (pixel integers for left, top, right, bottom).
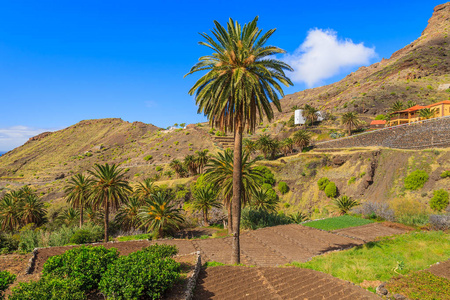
<box><xmin>324</xmin><ymin>182</ymin><xmax>337</xmax><ymax>198</ymax></box>
<box><xmin>0</xmin><ymin>271</ymin><xmax>16</xmax><ymax>300</ymax></box>
<box><xmin>99</xmin><ymin>244</ymin><xmax>180</xmax><ymax>300</ymax></box>
<box><xmin>278</xmin><ymin>181</ymin><xmax>289</xmax><ymax>194</ymax></box>
<box><xmin>404</xmin><ymin>170</ymin><xmax>429</xmax><ymax>190</ymax></box>
<box><xmin>293</xmin><ymin>231</ymin><xmax>450</xmax><ymax>285</ymax></box>
<box><xmin>42</xmin><ymin>245</ymin><xmax>119</xmax><ymax>293</ymax></box>
<box><xmin>303</xmin><ymin>215</ymin><xmax>373</xmax><ymax>231</ymax></box>
<box><xmin>254</xmin><ymin>166</ymin><xmax>275</xmax><ymax>185</ymax></box>
<box><xmin>430</xmin><ymin>189</ymin><xmax>449</xmax><ymax>211</ymax></box>
<box><xmin>9</xmin><ymin>277</ymin><xmax>85</xmax><ymax>300</ymax></box>
<box><xmin>241</xmin><ymin>207</ymin><xmax>292</xmax><ymax>230</ymax></box>
<box><xmin>333</xmin><ymin>196</ymin><xmax>359</xmax><ymax>215</ymax></box>
<box><xmin>317</xmin><ymin>177</ymin><xmax>330</xmax><ymax>191</ymax></box>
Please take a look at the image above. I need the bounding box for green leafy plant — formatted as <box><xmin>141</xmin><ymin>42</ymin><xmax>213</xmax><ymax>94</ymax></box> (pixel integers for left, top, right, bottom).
<box><xmin>241</xmin><ymin>207</ymin><xmax>291</xmax><ymax>230</ymax></box>
<box><xmin>404</xmin><ymin>170</ymin><xmax>429</xmax><ymax>190</ymax></box>
<box><xmin>430</xmin><ymin>189</ymin><xmax>449</xmax><ymax>212</ymax></box>
<box><xmin>42</xmin><ymin>245</ymin><xmax>119</xmax><ymax>293</ymax></box>
<box><xmin>143</xmin><ymin>155</ymin><xmax>153</xmax><ymax>161</ymax></box>
<box><xmin>347</xmin><ymin>176</ymin><xmax>356</xmax><ymax>185</ymax></box>
<box><xmin>278</xmin><ymin>181</ymin><xmax>289</xmax><ymax>194</ymax></box>
<box><xmin>0</xmin><ymin>271</ymin><xmax>16</xmax><ymax>300</ymax></box>
<box><xmin>9</xmin><ymin>277</ymin><xmax>85</xmax><ymax>300</ymax></box>
<box><xmin>324</xmin><ymin>182</ymin><xmax>337</xmax><ymax>198</ymax></box>
<box><xmin>334</xmin><ymin>196</ymin><xmax>359</xmax><ymax>215</ymax></box>
<box><xmin>99</xmin><ymin>244</ymin><xmax>180</xmax><ymax>300</ymax></box>
<box><xmin>289</xmin><ymin>212</ymin><xmax>308</xmax><ymax>224</ymax></box>
<box><xmin>317</xmin><ymin>177</ymin><xmax>330</xmax><ymax>191</ymax></box>
<box><xmin>440</xmin><ymin>170</ymin><xmax>450</xmax><ymax>178</ymax></box>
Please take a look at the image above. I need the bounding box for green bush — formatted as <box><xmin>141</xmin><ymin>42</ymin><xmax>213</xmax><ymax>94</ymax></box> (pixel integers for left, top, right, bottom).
<box><xmin>347</xmin><ymin>176</ymin><xmax>356</xmax><ymax>185</ymax></box>
<box><xmin>0</xmin><ymin>271</ymin><xmax>16</xmax><ymax>300</ymax></box>
<box><xmin>142</xmin><ymin>243</ymin><xmax>178</xmax><ymax>258</ymax></box>
<box><xmin>155</xmin><ymin>166</ymin><xmax>162</xmax><ymax>172</ymax></box>
<box><xmin>254</xmin><ymin>166</ymin><xmax>275</xmax><ymax>185</ymax></box>
<box><xmin>430</xmin><ymin>189</ymin><xmax>449</xmax><ymax>212</ymax></box>
<box><xmin>404</xmin><ymin>170</ymin><xmax>429</xmax><ymax>190</ymax></box>
<box><xmin>99</xmin><ymin>245</ymin><xmax>180</xmax><ymax>300</ymax></box>
<box><xmin>68</xmin><ymin>229</ymin><xmax>101</xmax><ymax>245</ymax></box>
<box><xmin>0</xmin><ymin>234</ymin><xmax>19</xmax><ymax>253</ymax></box>
<box><xmin>215</xmin><ymin>131</ymin><xmax>226</xmax><ymax>136</ymax></box>
<box><xmin>324</xmin><ymin>182</ymin><xmax>337</xmax><ymax>198</ymax></box>
<box><xmin>278</xmin><ymin>182</ymin><xmax>289</xmax><ymax>194</ymax></box>
<box><xmin>42</xmin><ymin>245</ymin><xmax>119</xmax><ymax>293</ymax></box>
<box><xmin>241</xmin><ymin>208</ymin><xmax>292</xmax><ymax>230</ymax></box>
<box><xmin>9</xmin><ymin>277</ymin><xmax>85</xmax><ymax>300</ymax></box>
<box><xmin>440</xmin><ymin>171</ymin><xmax>450</xmax><ymax>178</ymax></box>
<box><xmin>317</xmin><ymin>177</ymin><xmax>330</xmax><ymax>191</ymax></box>
<box><xmin>144</xmin><ymin>155</ymin><xmax>153</xmax><ymax>161</ymax></box>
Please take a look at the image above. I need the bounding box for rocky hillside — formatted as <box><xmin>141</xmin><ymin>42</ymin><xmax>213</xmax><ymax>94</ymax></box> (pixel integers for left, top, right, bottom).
<box><xmin>274</xmin><ymin>2</ymin><xmax>450</xmax><ymax>122</ymax></box>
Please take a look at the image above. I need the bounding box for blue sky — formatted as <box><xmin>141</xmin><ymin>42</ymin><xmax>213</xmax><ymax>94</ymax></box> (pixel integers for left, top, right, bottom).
<box><xmin>0</xmin><ymin>0</ymin><xmax>444</xmax><ymax>151</ymax></box>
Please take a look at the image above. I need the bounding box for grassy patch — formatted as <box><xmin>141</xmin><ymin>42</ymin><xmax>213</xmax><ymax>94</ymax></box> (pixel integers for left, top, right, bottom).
<box><xmin>303</xmin><ymin>215</ymin><xmax>373</xmax><ymax>231</ymax></box>
<box><xmin>204</xmin><ymin>261</ymin><xmax>226</xmax><ymax>267</ymax></box>
<box><xmin>116</xmin><ymin>233</ymin><xmax>151</xmax><ymax>242</ymax></box>
<box><xmin>291</xmin><ymin>231</ymin><xmax>450</xmax><ymax>285</ymax></box>
<box><xmin>386</xmin><ymin>271</ymin><xmax>450</xmax><ymax>300</ymax></box>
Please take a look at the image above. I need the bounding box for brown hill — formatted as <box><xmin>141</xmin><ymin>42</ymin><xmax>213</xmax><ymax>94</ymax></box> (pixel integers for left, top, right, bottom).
<box><xmin>275</xmin><ymin>2</ymin><xmax>450</xmax><ymax>121</ymax></box>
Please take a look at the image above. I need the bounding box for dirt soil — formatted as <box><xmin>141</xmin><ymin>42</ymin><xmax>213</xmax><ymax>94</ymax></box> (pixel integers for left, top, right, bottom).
<box><xmin>428</xmin><ymin>259</ymin><xmax>450</xmax><ymax>280</ymax></box>
<box><xmin>193</xmin><ymin>266</ymin><xmax>379</xmax><ymax>300</ymax></box>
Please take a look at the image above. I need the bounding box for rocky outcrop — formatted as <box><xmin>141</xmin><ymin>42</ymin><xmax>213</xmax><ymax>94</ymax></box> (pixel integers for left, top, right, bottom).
<box><xmin>27</xmin><ymin>131</ymin><xmax>53</xmax><ymax>142</ymax></box>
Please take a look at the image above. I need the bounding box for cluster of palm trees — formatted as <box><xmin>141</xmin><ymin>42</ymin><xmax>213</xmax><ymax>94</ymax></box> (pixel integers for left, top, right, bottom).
<box><xmin>0</xmin><ymin>186</ymin><xmax>47</xmax><ymax>231</ymax></box>
<box><xmin>64</xmin><ymin>164</ymin><xmax>185</xmax><ymax>241</ymax></box>
<box><xmin>169</xmin><ymin>149</ymin><xmax>209</xmax><ymax>178</ymax></box>
<box><xmin>243</xmin><ymin>130</ymin><xmax>311</xmax><ymax>160</ymax></box>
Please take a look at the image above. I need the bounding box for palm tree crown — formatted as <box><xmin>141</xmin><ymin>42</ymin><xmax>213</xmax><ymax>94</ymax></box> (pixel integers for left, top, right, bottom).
<box><xmin>341</xmin><ymin>112</ymin><xmax>360</xmax><ymax>136</ymax></box>
<box><xmin>64</xmin><ymin>174</ymin><xmax>92</xmax><ymax>228</ymax></box>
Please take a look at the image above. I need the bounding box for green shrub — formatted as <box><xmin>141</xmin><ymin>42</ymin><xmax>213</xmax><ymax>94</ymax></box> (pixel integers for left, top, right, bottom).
<box><xmin>278</xmin><ymin>182</ymin><xmax>289</xmax><ymax>194</ymax></box>
<box><xmin>430</xmin><ymin>189</ymin><xmax>449</xmax><ymax>212</ymax></box>
<box><xmin>9</xmin><ymin>277</ymin><xmax>85</xmax><ymax>300</ymax></box>
<box><xmin>317</xmin><ymin>177</ymin><xmax>330</xmax><ymax>191</ymax></box>
<box><xmin>254</xmin><ymin>166</ymin><xmax>275</xmax><ymax>185</ymax></box>
<box><xmin>348</xmin><ymin>176</ymin><xmax>356</xmax><ymax>185</ymax></box>
<box><xmin>155</xmin><ymin>166</ymin><xmax>162</xmax><ymax>172</ymax></box>
<box><xmin>440</xmin><ymin>170</ymin><xmax>450</xmax><ymax>178</ymax></box>
<box><xmin>241</xmin><ymin>208</ymin><xmax>292</xmax><ymax>230</ymax></box>
<box><xmin>324</xmin><ymin>182</ymin><xmax>337</xmax><ymax>198</ymax></box>
<box><xmin>0</xmin><ymin>234</ymin><xmax>19</xmax><ymax>253</ymax></box>
<box><xmin>68</xmin><ymin>229</ymin><xmax>101</xmax><ymax>245</ymax></box>
<box><xmin>42</xmin><ymin>245</ymin><xmax>119</xmax><ymax>293</ymax></box>
<box><xmin>144</xmin><ymin>155</ymin><xmax>153</xmax><ymax>161</ymax></box>
<box><xmin>215</xmin><ymin>131</ymin><xmax>226</xmax><ymax>136</ymax></box>
<box><xmin>404</xmin><ymin>170</ymin><xmax>429</xmax><ymax>190</ymax></box>
<box><xmin>0</xmin><ymin>271</ymin><xmax>16</xmax><ymax>300</ymax></box>
<box><xmin>142</xmin><ymin>243</ymin><xmax>178</xmax><ymax>257</ymax></box>
<box><xmin>99</xmin><ymin>245</ymin><xmax>180</xmax><ymax>300</ymax></box>
<box><xmin>334</xmin><ymin>196</ymin><xmax>359</xmax><ymax>215</ymax></box>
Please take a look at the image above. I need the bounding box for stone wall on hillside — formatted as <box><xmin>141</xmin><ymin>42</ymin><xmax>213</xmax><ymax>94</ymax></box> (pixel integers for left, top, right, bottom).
<box><xmin>315</xmin><ymin>116</ymin><xmax>450</xmax><ymax>149</ymax></box>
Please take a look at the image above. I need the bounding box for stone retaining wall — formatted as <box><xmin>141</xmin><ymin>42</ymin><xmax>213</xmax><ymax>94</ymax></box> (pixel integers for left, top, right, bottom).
<box><xmin>316</xmin><ymin>116</ymin><xmax>450</xmax><ymax>149</ymax></box>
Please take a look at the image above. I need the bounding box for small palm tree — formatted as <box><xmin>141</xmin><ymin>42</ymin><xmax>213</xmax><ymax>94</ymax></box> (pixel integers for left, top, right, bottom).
<box><xmin>139</xmin><ymin>191</ymin><xmax>185</xmax><ymax>238</ymax></box>
<box><xmin>243</xmin><ymin>139</ymin><xmax>256</xmax><ymax>155</ymax></box>
<box><xmin>250</xmin><ymin>188</ymin><xmax>278</xmax><ymax>213</ymax></box>
<box><xmin>64</xmin><ymin>174</ymin><xmax>92</xmax><ymax>228</ymax></box>
<box><xmin>341</xmin><ymin>112</ymin><xmax>360</xmax><ymax>136</ymax></box>
<box><xmin>0</xmin><ymin>193</ymin><xmax>20</xmax><ymax>231</ymax></box>
<box><xmin>196</xmin><ymin>149</ymin><xmax>209</xmax><ymax>173</ymax></box>
<box><xmin>289</xmin><ymin>211</ymin><xmax>309</xmax><ymax>224</ymax></box>
<box><xmin>88</xmin><ymin>163</ymin><xmax>132</xmax><ymax>242</ymax></box>
<box><xmin>19</xmin><ymin>185</ymin><xmax>35</xmax><ymax>198</ymax></box>
<box><xmin>184</xmin><ymin>155</ymin><xmax>198</xmax><ymax>176</ymax></box>
<box><xmin>85</xmin><ymin>206</ymin><xmax>104</xmax><ymax>225</ymax></box>
<box><xmin>256</xmin><ymin>134</ymin><xmax>279</xmax><ymax>160</ymax></box>
<box><xmin>19</xmin><ymin>194</ymin><xmax>47</xmax><ymax>226</ymax></box>
<box><xmin>406</xmin><ymin>100</ymin><xmax>417</xmax><ymax>108</ymax></box>
<box><xmin>291</xmin><ymin>105</ymin><xmax>300</xmax><ymax>112</ymax></box>
<box><xmin>419</xmin><ymin>108</ymin><xmax>436</xmax><ymax>120</ymax></box>
<box><xmin>134</xmin><ymin>178</ymin><xmax>154</xmax><ymax>203</ymax></box>
<box><xmin>192</xmin><ymin>184</ymin><xmax>221</xmax><ymax>226</ymax></box>
<box><xmin>115</xmin><ymin>197</ymin><xmax>142</xmax><ymax>231</ymax></box>
<box><xmin>58</xmin><ymin>207</ymin><xmax>80</xmax><ymax>226</ymax></box>
<box><xmin>169</xmin><ymin>159</ymin><xmax>187</xmax><ymax>178</ymax></box>
<box><xmin>334</xmin><ymin>196</ymin><xmax>360</xmax><ymax>215</ymax></box>
<box><xmin>303</xmin><ymin>104</ymin><xmax>319</xmax><ymax>128</ymax></box>
<box><xmin>292</xmin><ymin>130</ymin><xmax>311</xmax><ymax>151</ymax></box>
<box><xmin>391</xmin><ymin>101</ymin><xmax>404</xmax><ymax>112</ymax></box>
<box><xmin>280</xmin><ymin>138</ymin><xmax>294</xmax><ymax>156</ymax></box>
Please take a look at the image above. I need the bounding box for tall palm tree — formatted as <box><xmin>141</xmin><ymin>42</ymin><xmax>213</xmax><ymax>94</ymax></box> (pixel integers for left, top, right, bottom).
<box><xmin>0</xmin><ymin>193</ymin><xmax>20</xmax><ymax>231</ymax></box>
<box><xmin>19</xmin><ymin>194</ymin><xmax>47</xmax><ymax>226</ymax></box>
<box><xmin>341</xmin><ymin>112</ymin><xmax>360</xmax><ymax>136</ymax></box>
<box><xmin>134</xmin><ymin>178</ymin><xmax>154</xmax><ymax>203</ymax></box>
<box><xmin>292</xmin><ymin>130</ymin><xmax>311</xmax><ymax>152</ymax></box>
<box><xmin>184</xmin><ymin>155</ymin><xmax>198</xmax><ymax>176</ymax></box>
<box><xmin>205</xmin><ymin>149</ymin><xmax>262</xmax><ymax>233</ymax></box>
<box><xmin>186</xmin><ymin>17</ymin><xmax>292</xmax><ymax>263</ymax></box>
<box><xmin>88</xmin><ymin>163</ymin><xmax>132</xmax><ymax>242</ymax></box>
<box><xmin>138</xmin><ymin>191</ymin><xmax>185</xmax><ymax>238</ymax></box>
<box><xmin>419</xmin><ymin>108</ymin><xmax>436</xmax><ymax>120</ymax></box>
<box><xmin>115</xmin><ymin>197</ymin><xmax>142</xmax><ymax>231</ymax></box>
<box><xmin>303</xmin><ymin>104</ymin><xmax>318</xmax><ymax>128</ymax></box>
<box><xmin>250</xmin><ymin>187</ymin><xmax>279</xmax><ymax>213</ymax></box>
<box><xmin>196</xmin><ymin>149</ymin><xmax>210</xmax><ymax>174</ymax></box>
<box><xmin>280</xmin><ymin>138</ymin><xmax>294</xmax><ymax>156</ymax></box>
<box><xmin>64</xmin><ymin>174</ymin><xmax>92</xmax><ymax>228</ymax></box>
<box><xmin>192</xmin><ymin>184</ymin><xmax>221</xmax><ymax>226</ymax></box>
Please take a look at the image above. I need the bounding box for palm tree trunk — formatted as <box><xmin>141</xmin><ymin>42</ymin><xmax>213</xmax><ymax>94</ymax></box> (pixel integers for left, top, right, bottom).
<box><xmin>104</xmin><ymin>199</ymin><xmax>109</xmax><ymax>242</ymax></box>
<box><xmin>227</xmin><ymin>200</ymin><xmax>232</xmax><ymax>233</ymax></box>
<box><xmin>80</xmin><ymin>206</ymin><xmax>83</xmax><ymax>228</ymax></box>
<box><xmin>204</xmin><ymin>208</ymin><xmax>208</xmax><ymax>226</ymax></box>
<box><xmin>231</xmin><ymin>126</ymin><xmax>243</xmax><ymax>265</ymax></box>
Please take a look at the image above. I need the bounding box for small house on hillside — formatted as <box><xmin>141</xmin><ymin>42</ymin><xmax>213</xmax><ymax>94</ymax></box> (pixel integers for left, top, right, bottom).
<box><xmin>388</xmin><ymin>100</ymin><xmax>450</xmax><ymax>126</ymax></box>
<box><xmin>370</xmin><ymin>120</ymin><xmax>386</xmax><ymax>129</ymax></box>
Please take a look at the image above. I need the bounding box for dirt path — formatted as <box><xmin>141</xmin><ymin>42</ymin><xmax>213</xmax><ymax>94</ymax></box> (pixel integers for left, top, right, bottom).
<box><xmin>193</xmin><ymin>266</ymin><xmax>379</xmax><ymax>300</ymax></box>
<box><xmin>428</xmin><ymin>259</ymin><xmax>450</xmax><ymax>280</ymax></box>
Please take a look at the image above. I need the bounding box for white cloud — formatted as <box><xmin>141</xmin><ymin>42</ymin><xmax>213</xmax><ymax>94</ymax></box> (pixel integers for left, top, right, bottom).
<box><xmin>284</xmin><ymin>29</ymin><xmax>377</xmax><ymax>87</ymax></box>
<box><xmin>0</xmin><ymin>126</ymin><xmax>56</xmax><ymax>152</ymax></box>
